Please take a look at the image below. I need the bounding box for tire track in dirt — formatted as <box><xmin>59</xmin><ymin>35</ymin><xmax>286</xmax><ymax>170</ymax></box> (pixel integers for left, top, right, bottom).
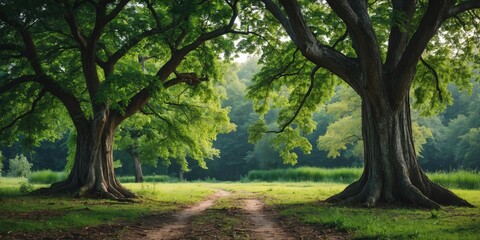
<box><xmin>142</xmin><ymin>190</ymin><xmax>231</xmax><ymax>240</ymax></box>
<box><xmin>242</xmin><ymin>198</ymin><xmax>294</xmax><ymax>240</ymax></box>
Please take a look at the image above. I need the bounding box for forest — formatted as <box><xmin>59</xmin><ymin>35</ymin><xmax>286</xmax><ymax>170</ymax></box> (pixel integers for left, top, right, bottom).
<box><xmin>1</xmin><ymin>58</ymin><xmax>479</xmax><ymax>181</ymax></box>
<box><xmin>1</xmin><ymin>0</ymin><xmax>480</xmax><ymax>239</ymax></box>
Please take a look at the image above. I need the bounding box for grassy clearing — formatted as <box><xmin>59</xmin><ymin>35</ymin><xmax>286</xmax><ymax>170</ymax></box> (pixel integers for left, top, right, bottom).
<box><xmin>0</xmin><ymin>178</ymin><xmax>213</xmax><ymax>234</ymax></box>
<box><xmin>211</xmin><ymin>182</ymin><xmax>480</xmax><ymax>240</ymax></box>
<box><xmin>1</xmin><ymin>178</ymin><xmax>479</xmax><ymax>239</ymax></box>
<box><xmin>247</xmin><ymin>167</ymin><xmax>480</xmax><ymax>190</ymax></box>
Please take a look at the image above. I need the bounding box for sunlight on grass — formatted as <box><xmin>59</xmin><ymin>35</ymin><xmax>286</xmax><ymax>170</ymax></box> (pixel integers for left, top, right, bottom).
<box><xmin>1</xmin><ymin>178</ymin><xmax>479</xmax><ymax>239</ymax></box>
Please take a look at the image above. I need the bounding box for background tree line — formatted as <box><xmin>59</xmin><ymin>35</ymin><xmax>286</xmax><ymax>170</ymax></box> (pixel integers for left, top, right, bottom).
<box><xmin>2</xmin><ymin>58</ymin><xmax>479</xmax><ymax>180</ymax></box>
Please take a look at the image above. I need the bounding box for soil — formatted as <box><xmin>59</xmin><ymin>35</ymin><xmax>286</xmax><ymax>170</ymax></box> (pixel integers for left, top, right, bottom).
<box><xmin>0</xmin><ymin>190</ymin><xmax>350</xmax><ymax>240</ymax></box>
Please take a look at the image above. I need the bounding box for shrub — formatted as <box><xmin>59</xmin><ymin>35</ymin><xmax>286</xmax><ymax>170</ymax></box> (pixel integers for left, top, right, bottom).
<box><xmin>19</xmin><ymin>182</ymin><xmax>34</xmax><ymax>193</ymax></box>
<box><xmin>8</xmin><ymin>154</ymin><xmax>32</xmax><ymax>177</ymax></box>
<box><xmin>28</xmin><ymin>170</ymin><xmax>68</xmax><ymax>184</ymax></box>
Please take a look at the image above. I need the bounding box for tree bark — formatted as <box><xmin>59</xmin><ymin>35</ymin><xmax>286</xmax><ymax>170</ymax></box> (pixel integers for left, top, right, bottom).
<box><xmin>131</xmin><ymin>149</ymin><xmax>144</xmax><ymax>183</ymax></box>
<box><xmin>327</xmin><ymin>94</ymin><xmax>473</xmax><ymax>208</ymax></box>
<box><xmin>37</xmin><ymin>109</ymin><xmax>135</xmax><ymax>199</ymax></box>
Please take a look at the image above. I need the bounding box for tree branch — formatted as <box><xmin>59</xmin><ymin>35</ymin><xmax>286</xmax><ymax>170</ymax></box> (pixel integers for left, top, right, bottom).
<box><xmin>122</xmin><ymin>0</ymin><xmax>240</xmax><ymax>120</ymax></box>
<box><xmin>390</xmin><ymin>0</ymin><xmax>453</xmax><ymax>108</ymax></box>
<box><xmin>420</xmin><ymin>57</ymin><xmax>443</xmax><ymax>102</ymax></box>
<box><xmin>385</xmin><ymin>0</ymin><xmax>416</xmax><ymax>70</ymax></box>
<box><xmin>0</xmin><ymin>76</ymin><xmax>35</xmax><ymax>94</ymax></box>
<box><xmin>0</xmin><ymin>89</ymin><xmax>46</xmax><ymax>134</ymax></box>
<box><xmin>267</xmin><ymin>65</ymin><xmax>319</xmax><ymax>134</ymax></box>
<box><xmin>448</xmin><ymin>1</ymin><xmax>480</xmax><ymax>18</ymax></box>
<box><xmin>263</xmin><ymin>0</ymin><xmax>360</xmax><ymax>92</ymax></box>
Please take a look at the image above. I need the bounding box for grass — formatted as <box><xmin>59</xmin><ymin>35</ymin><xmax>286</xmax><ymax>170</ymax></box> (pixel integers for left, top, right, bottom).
<box><xmin>248</xmin><ymin>167</ymin><xmax>362</xmax><ymax>183</ymax></box>
<box><xmin>428</xmin><ymin>170</ymin><xmax>480</xmax><ymax>190</ymax></box>
<box><xmin>1</xmin><ymin>178</ymin><xmax>479</xmax><ymax>239</ymax></box>
<box><xmin>0</xmin><ymin>177</ymin><xmax>214</xmax><ymax>234</ymax></box>
<box><xmin>118</xmin><ymin>175</ymin><xmax>175</xmax><ymax>183</ymax></box>
<box><xmin>247</xmin><ymin>167</ymin><xmax>480</xmax><ymax>190</ymax></box>
<box><xmin>212</xmin><ymin>182</ymin><xmax>480</xmax><ymax>240</ymax></box>
<box><xmin>28</xmin><ymin>170</ymin><xmax>68</xmax><ymax>184</ymax></box>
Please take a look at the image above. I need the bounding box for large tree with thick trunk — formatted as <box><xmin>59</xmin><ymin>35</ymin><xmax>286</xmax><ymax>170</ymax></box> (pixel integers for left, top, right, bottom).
<box><xmin>246</xmin><ymin>0</ymin><xmax>479</xmax><ymax>208</ymax></box>
<box><xmin>0</xmin><ymin>0</ymin><xmax>240</xmax><ymax>198</ymax></box>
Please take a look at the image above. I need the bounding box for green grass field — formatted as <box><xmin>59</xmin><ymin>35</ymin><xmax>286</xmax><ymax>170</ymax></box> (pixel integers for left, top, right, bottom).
<box><xmin>1</xmin><ymin>177</ymin><xmax>479</xmax><ymax>239</ymax></box>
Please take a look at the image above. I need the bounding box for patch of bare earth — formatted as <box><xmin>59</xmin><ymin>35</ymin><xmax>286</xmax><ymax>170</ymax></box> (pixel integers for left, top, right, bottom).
<box><xmin>1</xmin><ymin>191</ymin><xmax>350</xmax><ymax>240</ymax></box>
<box><xmin>242</xmin><ymin>199</ymin><xmax>294</xmax><ymax>239</ymax></box>
<box><xmin>123</xmin><ymin>190</ymin><xmax>231</xmax><ymax>240</ymax></box>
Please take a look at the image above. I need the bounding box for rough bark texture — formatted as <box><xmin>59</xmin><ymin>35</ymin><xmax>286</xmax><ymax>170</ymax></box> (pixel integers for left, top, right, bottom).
<box><xmin>261</xmin><ymin>0</ymin><xmax>478</xmax><ymax>208</ymax></box>
<box><xmin>131</xmin><ymin>150</ymin><xmax>144</xmax><ymax>183</ymax></box>
<box><xmin>326</xmin><ymin>95</ymin><xmax>473</xmax><ymax>209</ymax></box>
<box><xmin>36</xmin><ymin>110</ymin><xmax>135</xmax><ymax>199</ymax></box>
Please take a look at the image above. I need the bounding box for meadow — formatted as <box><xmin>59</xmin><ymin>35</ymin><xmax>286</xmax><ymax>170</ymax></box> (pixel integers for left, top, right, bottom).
<box><xmin>1</xmin><ymin>175</ymin><xmax>479</xmax><ymax>239</ymax></box>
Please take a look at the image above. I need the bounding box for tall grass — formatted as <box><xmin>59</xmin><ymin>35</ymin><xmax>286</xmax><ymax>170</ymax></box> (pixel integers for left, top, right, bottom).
<box><xmin>247</xmin><ymin>167</ymin><xmax>480</xmax><ymax>190</ymax></box>
<box><xmin>428</xmin><ymin>170</ymin><xmax>480</xmax><ymax>190</ymax></box>
<box><xmin>248</xmin><ymin>167</ymin><xmax>362</xmax><ymax>183</ymax></box>
<box><xmin>117</xmin><ymin>175</ymin><xmax>175</xmax><ymax>183</ymax></box>
<box><xmin>28</xmin><ymin>170</ymin><xmax>68</xmax><ymax>184</ymax></box>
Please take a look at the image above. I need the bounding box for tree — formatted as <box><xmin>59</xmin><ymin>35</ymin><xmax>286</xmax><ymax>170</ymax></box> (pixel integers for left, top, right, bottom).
<box><xmin>115</xmin><ymin>91</ymin><xmax>235</xmax><ymax>182</ymax></box>
<box><xmin>7</xmin><ymin>154</ymin><xmax>32</xmax><ymax>177</ymax></box>
<box><xmin>318</xmin><ymin>85</ymin><xmax>433</xmax><ymax>160</ymax></box>
<box><xmin>0</xmin><ymin>151</ymin><xmax>4</xmax><ymax>176</ymax></box>
<box><xmin>249</xmin><ymin>0</ymin><xmax>479</xmax><ymax>208</ymax></box>
<box><xmin>0</xmin><ymin>0</ymin><xmax>241</xmax><ymax>198</ymax></box>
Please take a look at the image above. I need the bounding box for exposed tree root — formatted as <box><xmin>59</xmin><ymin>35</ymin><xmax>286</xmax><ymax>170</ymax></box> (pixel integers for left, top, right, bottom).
<box><xmin>327</xmin><ymin>178</ymin><xmax>474</xmax><ymax>209</ymax></box>
<box><xmin>31</xmin><ymin>179</ymin><xmax>136</xmax><ymax>200</ymax></box>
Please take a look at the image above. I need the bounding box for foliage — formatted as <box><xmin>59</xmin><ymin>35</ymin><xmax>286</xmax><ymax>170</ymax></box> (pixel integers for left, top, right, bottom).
<box><xmin>243</xmin><ymin>0</ymin><xmax>480</xmax><ymax>168</ymax></box>
<box><xmin>317</xmin><ymin>85</ymin><xmax>433</xmax><ymax>159</ymax></box>
<box><xmin>115</xmin><ymin>61</ymin><xmax>236</xmax><ymax>172</ymax></box>
<box><xmin>28</xmin><ymin>170</ymin><xmax>68</xmax><ymax>184</ymax></box>
<box><xmin>7</xmin><ymin>154</ymin><xmax>32</xmax><ymax>177</ymax></box>
<box><xmin>18</xmin><ymin>182</ymin><xmax>33</xmax><ymax>194</ymax></box>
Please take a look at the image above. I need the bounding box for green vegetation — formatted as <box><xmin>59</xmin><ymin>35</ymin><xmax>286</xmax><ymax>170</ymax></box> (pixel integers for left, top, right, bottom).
<box><xmin>247</xmin><ymin>167</ymin><xmax>480</xmax><ymax>190</ymax></box>
<box><xmin>428</xmin><ymin>170</ymin><xmax>480</xmax><ymax>190</ymax></box>
<box><xmin>118</xmin><ymin>175</ymin><xmax>175</xmax><ymax>183</ymax></box>
<box><xmin>7</xmin><ymin>155</ymin><xmax>32</xmax><ymax>177</ymax></box>
<box><xmin>0</xmin><ymin>178</ymin><xmax>214</xmax><ymax>234</ymax></box>
<box><xmin>248</xmin><ymin>167</ymin><xmax>362</xmax><ymax>183</ymax></box>
<box><xmin>1</xmin><ymin>179</ymin><xmax>479</xmax><ymax>239</ymax></box>
<box><xmin>28</xmin><ymin>170</ymin><xmax>68</xmax><ymax>184</ymax></box>
<box><xmin>215</xmin><ymin>182</ymin><xmax>480</xmax><ymax>240</ymax></box>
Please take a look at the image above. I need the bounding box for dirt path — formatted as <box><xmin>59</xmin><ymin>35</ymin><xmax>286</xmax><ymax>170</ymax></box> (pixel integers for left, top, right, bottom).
<box><xmin>122</xmin><ymin>190</ymin><xmax>349</xmax><ymax>240</ymax></box>
<box><xmin>143</xmin><ymin>190</ymin><xmax>231</xmax><ymax>240</ymax></box>
<box><xmin>243</xmin><ymin>199</ymin><xmax>294</xmax><ymax>240</ymax></box>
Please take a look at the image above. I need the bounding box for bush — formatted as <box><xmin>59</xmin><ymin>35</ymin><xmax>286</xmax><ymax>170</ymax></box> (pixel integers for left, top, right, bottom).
<box><xmin>8</xmin><ymin>154</ymin><xmax>32</xmax><ymax>177</ymax></box>
<box><xmin>19</xmin><ymin>182</ymin><xmax>34</xmax><ymax>193</ymax></box>
<box><xmin>28</xmin><ymin>170</ymin><xmax>68</xmax><ymax>184</ymax></box>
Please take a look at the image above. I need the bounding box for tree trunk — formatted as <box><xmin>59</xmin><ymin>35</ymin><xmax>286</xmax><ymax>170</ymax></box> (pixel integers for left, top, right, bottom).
<box><xmin>37</xmin><ymin>109</ymin><xmax>135</xmax><ymax>199</ymax></box>
<box><xmin>131</xmin><ymin>150</ymin><xmax>144</xmax><ymax>183</ymax></box>
<box><xmin>327</xmin><ymin>95</ymin><xmax>473</xmax><ymax>209</ymax></box>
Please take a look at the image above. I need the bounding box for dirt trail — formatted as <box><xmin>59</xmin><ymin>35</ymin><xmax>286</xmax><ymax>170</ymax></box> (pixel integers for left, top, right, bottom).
<box><xmin>143</xmin><ymin>190</ymin><xmax>231</xmax><ymax>240</ymax></box>
<box><xmin>243</xmin><ymin>199</ymin><xmax>294</xmax><ymax>240</ymax></box>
